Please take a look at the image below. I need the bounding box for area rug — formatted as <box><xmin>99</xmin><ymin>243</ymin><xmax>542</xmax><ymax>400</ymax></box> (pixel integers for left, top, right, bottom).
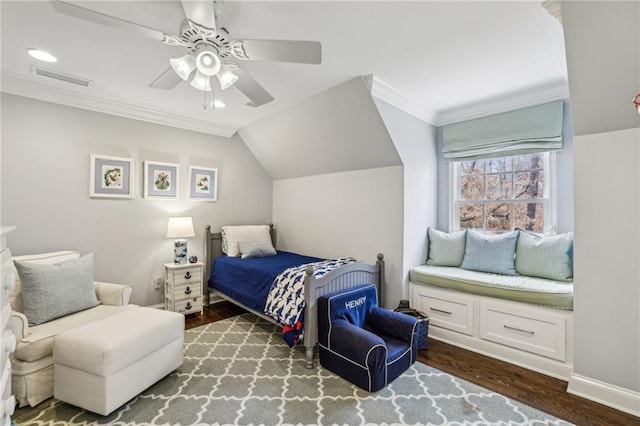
<box><xmin>13</xmin><ymin>313</ymin><xmax>572</xmax><ymax>426</ymax></box>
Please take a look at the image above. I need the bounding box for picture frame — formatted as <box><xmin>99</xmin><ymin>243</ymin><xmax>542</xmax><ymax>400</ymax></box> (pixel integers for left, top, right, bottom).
<box><xmin>90</xmin><ymin>154</ymin><xmax>134</xmax><ymax>199</ymax></box>
<box><xmin>188</xmin><ymin>166</ymin><xmax>218</xmax><ymax>202</ymax></box>
<box><xmin>144</xmin><ymin>161</ymin><xmax>179</xmax><ymax>199</ymax></box>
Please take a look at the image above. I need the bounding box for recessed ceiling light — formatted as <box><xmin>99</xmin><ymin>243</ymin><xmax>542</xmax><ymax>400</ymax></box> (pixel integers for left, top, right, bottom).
<box><xmin>27</xmin><ymin>48</ymin><xmax>57</xmax><ymax>63</ymax></box>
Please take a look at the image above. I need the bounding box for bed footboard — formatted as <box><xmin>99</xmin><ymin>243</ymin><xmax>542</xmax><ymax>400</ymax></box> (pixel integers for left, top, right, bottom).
<box><xmin>302</xmin><ymin>253</ymin><xmax>385</xmax><ymax>368</ymax></box>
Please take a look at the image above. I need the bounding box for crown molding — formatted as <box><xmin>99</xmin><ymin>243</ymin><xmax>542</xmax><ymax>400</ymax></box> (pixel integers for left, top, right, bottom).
<box><xmin>435</xmin><ymin>80</ymin><xmax>570</xmax><ymax>126</ymax></box>
<box><xmin>366</xmin><ymin>75</ymin><xmax>569</xmax><ymax>128</ymax></box>
<box><xmin>1</xmin><ymin>75</ymin><xmax>238</xmax><ymax>138</ymax></box>
<box><xmin>367</xmin><ymin>75</ymin><xmax>438</xmax><ymax>125</ymax></box>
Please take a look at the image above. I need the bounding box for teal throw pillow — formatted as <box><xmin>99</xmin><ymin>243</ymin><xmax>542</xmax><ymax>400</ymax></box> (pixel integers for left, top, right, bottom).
<box><xmin>426</xmin><ymin>228</ymin><xmax>467</xmax><ymax>266</ymax></box>
<box><xmin>461</xmin><ymin>230</ymin><xmax>519</xmax><ymax>275</ymax></box>
<box><xmin>515</xmin><ymin>231</ymin><xmax>573</xmax><ymax>281</ymax></box>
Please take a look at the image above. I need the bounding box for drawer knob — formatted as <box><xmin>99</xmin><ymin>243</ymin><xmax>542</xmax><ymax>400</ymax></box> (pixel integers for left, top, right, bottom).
<box><xmin>184</xmin><ymin>287</ymin><xmax>191</xmax><ymax>295</ymax></box>
<box><xmin>185</xmin><ymin>302</ymin><xmax>192</xmax><ymax>310</ymax></box>
<box><xmin>184</xmin><ymin>272</ymin><xmax>192</xmax><ymax>280</ymax></box>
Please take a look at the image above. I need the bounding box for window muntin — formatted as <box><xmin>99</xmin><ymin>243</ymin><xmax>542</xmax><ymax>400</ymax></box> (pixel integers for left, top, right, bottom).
<box><xmin>453</xmin><ymin>153</ymin><xmax>552</xmax><ymax>234</ymax></box>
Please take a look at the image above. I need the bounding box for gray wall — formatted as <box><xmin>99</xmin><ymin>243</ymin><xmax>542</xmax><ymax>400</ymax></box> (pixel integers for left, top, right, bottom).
<box><xmin>238</xmin><ymin>76</ymin><xmax>402</xmax><ymax>180</ymax></box>
<box><xmin>1</xmin><ymin>94</ymin><xmax>273</xmax><ymax>306</ymax></box>
<box><xmin>374</xmin><ymin>99</ymin><xmax>438</xmax><ymax>301</ymax></box>
<box><xmin>562</xmin><ymin>0</ymin><xmax>640</xmax><ymax>400</ymax></box>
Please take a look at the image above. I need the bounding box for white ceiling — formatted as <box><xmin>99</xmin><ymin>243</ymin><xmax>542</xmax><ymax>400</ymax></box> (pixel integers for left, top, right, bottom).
<box><xmin>0</xmin><ymin>1</ymin><xmax>569</xmax><ymax>137</ymax></box>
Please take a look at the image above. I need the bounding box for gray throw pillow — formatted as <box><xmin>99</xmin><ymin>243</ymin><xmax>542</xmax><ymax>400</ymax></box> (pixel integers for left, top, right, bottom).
<box><xmin>461</xmin><ymin>230</ymin><xmax>519</xmax><ymax>275</ymax></box>
<box><xmin>14</xmin><ymin>254</ymin><xmax>99</xmax><ymax>325</ymax></box>
<box><xmin>426</xmin><ymin>228</ymin><xmax>467</xmax><ymax>266</ymax></box>
<box><xmin>238</xmin><ymin>240</ymin><xmax>277</xmax><ymax>259</ymax></box>
<box><xmin>516</xmin><ymin>231</ymin><xmax>573</xmax><ymax>281</ymax></box>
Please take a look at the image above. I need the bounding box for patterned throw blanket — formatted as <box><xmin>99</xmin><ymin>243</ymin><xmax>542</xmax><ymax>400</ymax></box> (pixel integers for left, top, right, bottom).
<box><xmin>264</xmin><ymin>257</ymin><xmax>358</xmax><ymax>347</ymax></box>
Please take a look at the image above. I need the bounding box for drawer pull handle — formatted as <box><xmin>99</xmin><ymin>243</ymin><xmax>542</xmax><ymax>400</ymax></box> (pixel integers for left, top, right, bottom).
<box><xmin>184</xmin><ymin>272</ymin><xmax>192</xmax><ymax>280</ymax></box>
<box><xmin>185</xmin><ymin>302</ymin><xmax>192</xmax><ymax>310</ymax></box>
<box><xmin>429</xmin><ymin>307</ymin><xmax>452</xmax><ymax>316</ymax></box>
<box><xmin>184</xmin><ymin>287</ymin><xmax>191</xmax><ymax>295</ymax></box>
<box><xmin>503</xmin><ymin>325</ymin><xmax>535</xmax><ymax>335</ymax></box>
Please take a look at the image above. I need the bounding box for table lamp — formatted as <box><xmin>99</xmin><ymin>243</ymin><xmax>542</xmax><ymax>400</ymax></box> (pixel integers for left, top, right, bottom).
<box><xmin>166</xmin><ymin>217</ymin><xmax>195</xmax><ymax>264</ymax></box>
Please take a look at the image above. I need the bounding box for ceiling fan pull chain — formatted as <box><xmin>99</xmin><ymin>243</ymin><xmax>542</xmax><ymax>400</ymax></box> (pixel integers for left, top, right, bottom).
<box><xmin>204</xmin><ymin>77</ymin><xmax>215</xmax><ymax>110</ymax></box>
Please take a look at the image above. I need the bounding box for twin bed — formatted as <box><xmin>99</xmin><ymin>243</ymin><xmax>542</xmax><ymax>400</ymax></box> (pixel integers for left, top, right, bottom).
<box><xmin>203</xmin><ymin>224</ymin><xmax>385</xmax><ymax>368</ymax></box>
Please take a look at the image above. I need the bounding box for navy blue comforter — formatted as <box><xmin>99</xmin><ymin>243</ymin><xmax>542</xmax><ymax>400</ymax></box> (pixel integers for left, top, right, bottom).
<box><xmin>208</xmin><ymin>251</ymin><xmax>323</xmax><ymax>314</ymax></box>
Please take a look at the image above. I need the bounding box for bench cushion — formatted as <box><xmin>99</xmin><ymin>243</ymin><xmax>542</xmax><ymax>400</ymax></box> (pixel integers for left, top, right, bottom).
<box><xmin>409</xmin><ymin>265</ymin><xmax>573</xmax><ymax>310</ymax></box>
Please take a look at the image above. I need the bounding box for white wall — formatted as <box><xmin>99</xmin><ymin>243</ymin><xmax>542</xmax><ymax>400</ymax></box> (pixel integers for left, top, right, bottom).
<box><xmin>272</xmin><ymin>166</ymin><xmax>403</xmax><ymax>308</ymax></box>
<box><xmin>1</xmin><ymin>94</ymin><xmax>273</xmax><ymax>306</ymax></box>
<box><xmin>571</xmin><ymin>128</ymin><xmax>640</xmax><ymax>406</ymax></box>
<box><xmin>374</xmin><ymin>99</ymin><xmax>438</xmax><ymax>301</ymax></box>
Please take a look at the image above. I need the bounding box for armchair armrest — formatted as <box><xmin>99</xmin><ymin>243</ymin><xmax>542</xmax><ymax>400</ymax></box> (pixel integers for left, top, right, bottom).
<box><xmin>11</xmin><ymin>311</ymin><xmax>29</xmax><ymax>340</ymax></box>
<box><xmin>94</xmin><ymin>282</ymin><xmax>132</xmax><ymax>306</ymax></box>
<box><xmin>328</xmin><ymin>319</ymin><xmax>386</xmax><ymax>365</ymax></box>
<box><xmin>366</xmin><ymin>307</ymin><xmax>418</xmax><ymax>344</ymax></box>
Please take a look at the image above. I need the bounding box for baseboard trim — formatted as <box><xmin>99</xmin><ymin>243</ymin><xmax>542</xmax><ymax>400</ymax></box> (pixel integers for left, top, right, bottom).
<box><xmin>567</xmin><ymin>373</ymin><xmax>640</xmax><ymax>417</ymax></box>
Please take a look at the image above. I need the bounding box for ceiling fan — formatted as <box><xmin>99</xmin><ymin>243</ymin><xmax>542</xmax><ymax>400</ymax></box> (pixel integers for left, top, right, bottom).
<box><xmin>50</xmin><ymin>0</ymin><xmax>322</xmax><ymax>108</ymax></box>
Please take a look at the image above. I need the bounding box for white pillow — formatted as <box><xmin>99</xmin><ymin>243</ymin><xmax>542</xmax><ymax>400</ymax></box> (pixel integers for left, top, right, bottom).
<box><xmin>221</xmin><ymin>225</ymin><xmax>272</xmax><ymax>257</ymax></box>
<box><xmin>238</xmin><ymin>241</ymin><xmax>277</xmax><ymax>259</ymax></box>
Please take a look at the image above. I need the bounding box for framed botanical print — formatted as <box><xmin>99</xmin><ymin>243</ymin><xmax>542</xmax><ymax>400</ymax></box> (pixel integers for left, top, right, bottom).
<box><xmin>144</xmin><ymin>161</ymin><xmax>179</xmax><ymax>199</ymax></box>
<box><xmin>188</xmin><ymin>166</ymin><xmax>218</xmax><ymax>202</ymax></box>
<box><xmin>89</xmin><ymin>154</ymin><xmax>134</xmax><ymax>199</ymax></box>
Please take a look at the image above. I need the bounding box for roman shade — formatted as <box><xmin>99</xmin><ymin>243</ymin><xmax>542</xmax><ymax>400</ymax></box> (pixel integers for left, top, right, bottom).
<box><xmin>442</xmin><ymin>100</ymin><xmax>564</xmax><ymax>161</ymax></box>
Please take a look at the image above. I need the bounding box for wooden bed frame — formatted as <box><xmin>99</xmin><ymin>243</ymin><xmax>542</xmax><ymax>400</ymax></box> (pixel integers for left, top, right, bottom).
<box><xmin>203</xmin><ymin>224</ymin><xmax>385</xmax><ymax>368</ymax></box>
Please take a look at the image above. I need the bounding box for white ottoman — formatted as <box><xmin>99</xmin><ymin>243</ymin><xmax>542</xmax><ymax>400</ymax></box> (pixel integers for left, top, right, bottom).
<box><xmin>53</xmin><ymin>307</ymin><xmax>184</xmax><ymax>415</ymax></box>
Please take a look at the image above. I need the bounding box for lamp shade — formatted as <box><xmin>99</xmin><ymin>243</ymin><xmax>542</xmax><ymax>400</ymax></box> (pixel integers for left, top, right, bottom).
<box><xmin>216</xmin><ymin>62</ymin><xmax>239</xmax><ymax>90</ymax></box>
<box><xmin>170</xmin><ymin>54</ymin><xmax>196</xmax><ymax>81</ymax></box>
<box><xmin>166</xmin><ymin>217</ymin><xmax>195</xmax><ymax>238</ymax></box>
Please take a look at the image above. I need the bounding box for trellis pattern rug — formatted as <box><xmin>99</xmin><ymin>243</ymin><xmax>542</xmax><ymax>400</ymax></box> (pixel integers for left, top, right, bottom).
<box><xmin>13</xmin><ymin>313</ymin><xmax>572</xmax><ymax>425</ymax></box>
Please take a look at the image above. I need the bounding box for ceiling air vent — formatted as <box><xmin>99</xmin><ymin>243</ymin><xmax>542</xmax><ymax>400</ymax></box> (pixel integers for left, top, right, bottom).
<box><xmin>30</xmin><ymin>65</ymin><xmax>92</xmax><ymax>87</ymax></box>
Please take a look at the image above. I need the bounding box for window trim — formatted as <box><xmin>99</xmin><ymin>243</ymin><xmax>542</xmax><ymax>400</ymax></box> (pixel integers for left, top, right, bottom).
<box><xmin>448</xmin><ymin>152</ymin><xmax>557</xmax><ymax>235</ymax></box>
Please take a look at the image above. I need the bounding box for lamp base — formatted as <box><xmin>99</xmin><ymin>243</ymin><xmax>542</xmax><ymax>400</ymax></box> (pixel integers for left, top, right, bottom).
<box><xmin>174</xmin><ymin>239</ymin><xmax>188</xmax><ymax>264</ymax></box>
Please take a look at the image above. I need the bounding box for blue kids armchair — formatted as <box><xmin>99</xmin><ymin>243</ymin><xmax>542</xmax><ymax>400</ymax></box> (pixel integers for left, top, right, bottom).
<box><xmin>318</xmin><ymin>284</ymin><xmax>419</xmax><ymax>392</ymax></box>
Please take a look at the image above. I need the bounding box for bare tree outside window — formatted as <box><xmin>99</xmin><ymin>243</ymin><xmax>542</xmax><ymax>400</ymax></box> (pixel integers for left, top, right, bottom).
<box><xmin>457</xmin><ymin>153</ymin><xmax>546</xmax><ymax>233</ymax></box>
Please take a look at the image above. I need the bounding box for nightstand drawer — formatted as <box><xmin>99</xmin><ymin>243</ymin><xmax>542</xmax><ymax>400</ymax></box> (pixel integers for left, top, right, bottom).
<box><xmin>167</xmin><ymin>296</ymin><xmax>202</xmax><ymax>315</ymax></box>
<box><xmin>480</xmin><ymin>300</ymin><xmax>566</xmax><ymax>361</ymax></box>
<box><xmin>412</xmin><ymin>286</ymin><xmax>474</xmax><ymax>336</ymax></box>
<box><xmin>166</xmin><ymin>267</ymin><xmax>201</xmax><ymax>286</ymax></box>
<box><xmin>166</xmin><ymin>282</ymin><xmax>200</xmax><ymax>301</ymax></box>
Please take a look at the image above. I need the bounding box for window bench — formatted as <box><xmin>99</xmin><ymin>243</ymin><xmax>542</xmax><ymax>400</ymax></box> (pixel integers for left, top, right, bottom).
<box><xmin>409</xmin><ymin>265</ymin><xmax>574</xmax><ymax>381</ymax></box>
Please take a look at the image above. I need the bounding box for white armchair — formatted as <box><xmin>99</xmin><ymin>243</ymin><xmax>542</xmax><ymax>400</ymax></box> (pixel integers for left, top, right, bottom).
<box><xmin>9</xmin><ymin>251</ymin><xmax>135</xmax><ymax>408</ymax></box>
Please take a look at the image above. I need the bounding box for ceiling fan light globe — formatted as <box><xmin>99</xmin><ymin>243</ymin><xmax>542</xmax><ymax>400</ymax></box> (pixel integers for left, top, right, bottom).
<box><xmin>190</xmin><ymin>70</ymin><xmax>211</xmax><ymax>91</ymax></box>
<box><xmin>195</xmin><ymin>50</ymin><xmax>221</xmax><ymax>76</ymax></box>
<box><xmin>217</xmin><ymin>64</ymin><xmax>239</xmax><ymax>90</ymax></box>
<box><xmin>170</xmin><ymin>54</ymin><xmax>196</xmax><ymax>81</ymax></box>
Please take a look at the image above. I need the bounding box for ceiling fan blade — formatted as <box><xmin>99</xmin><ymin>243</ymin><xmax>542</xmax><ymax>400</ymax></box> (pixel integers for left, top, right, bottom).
<box><xmin>149</xmin><ymin>67</ymin><xmax>184</xmax><ymax>90</ymax></box>
<box><xmin>226</xmin><ymin>63</ymin><xmax>274</xmax><ymax>107</ymax></box>
<box><xmin>50</xmin><ymin>0</ymin><xmax>185</xmax><ymax>47</ymax></box>
<box><xmin>181</xmin><ymin>0</ymin><xmax>216</xmax><ymax>37</ymax></box>
<box><xmin>230</xmin><ymin>40</ymin><xmax>322</xmax><ymax>64</ymax></box>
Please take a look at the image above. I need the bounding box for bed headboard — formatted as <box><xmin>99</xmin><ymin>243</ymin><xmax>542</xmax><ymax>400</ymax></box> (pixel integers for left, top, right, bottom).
<box><xmin>203</xmin><ymin>224</ymin><xmax>276</xmax><ymax>291</ymax></box>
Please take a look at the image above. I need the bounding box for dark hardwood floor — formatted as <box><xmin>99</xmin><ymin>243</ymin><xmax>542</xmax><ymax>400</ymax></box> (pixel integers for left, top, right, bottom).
<box><xmin>187</xmin><ymin>303</ymin><xmax>639</xmax><ymax>426</ymax></box>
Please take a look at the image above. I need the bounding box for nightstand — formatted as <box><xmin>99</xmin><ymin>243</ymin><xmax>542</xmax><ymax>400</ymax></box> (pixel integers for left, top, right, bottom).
<box><xmin>164</xmin><ymin>262</ymin><xmax>204</xmax><ymax>315</ymax></box>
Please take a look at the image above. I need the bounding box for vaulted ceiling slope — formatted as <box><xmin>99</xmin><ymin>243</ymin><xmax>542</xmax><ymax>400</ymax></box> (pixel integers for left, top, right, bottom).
<box><xmin>238</xmin><ymin>76</ymin><xmax>401</xmax><ymax>181</ymax></box>
<box><xmin>0</xmin><ymin>1</ymin><xmax>568</xmax><ymax>137</ymax></box>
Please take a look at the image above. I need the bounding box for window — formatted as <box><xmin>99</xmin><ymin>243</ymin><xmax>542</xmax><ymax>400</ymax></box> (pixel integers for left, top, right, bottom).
<box><xmin>451</xmin><ymin>153</ymin><xmax>555</xmax><ymax>234</ymax></box>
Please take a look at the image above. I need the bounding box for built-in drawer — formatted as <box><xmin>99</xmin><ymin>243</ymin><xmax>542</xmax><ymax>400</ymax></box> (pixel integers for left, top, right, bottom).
<box><xmin>411</xmin><ymin>284</ymin><xmax>474</xmax><ymax>335</ymax></box>
<box><xmin>167</xmin><ymin>296</ymin><xmax>202</xmax><ymax>315</ymax></box>
<box><xmin>166</xmin><ymin>267</ymin><xmax>201</xmax><ymax>286</ymax></box>
<box><xmin>479</xmin><ymin>299</ymin><xmax>566</xmax><ymax>361</ymax></box>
